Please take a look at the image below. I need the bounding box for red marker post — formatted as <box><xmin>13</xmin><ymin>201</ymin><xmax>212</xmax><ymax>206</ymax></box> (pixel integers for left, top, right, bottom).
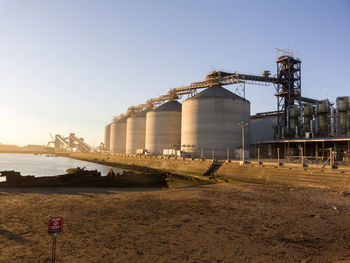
<box><xmin>48</xmin><ymin>216</ymin><xmax>63</xmax><ymax>263</ymax></box>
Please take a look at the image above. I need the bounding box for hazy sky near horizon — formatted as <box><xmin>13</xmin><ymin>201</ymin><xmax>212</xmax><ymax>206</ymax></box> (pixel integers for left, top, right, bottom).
<box><xmin>0</xmin><ymin>0</ymin><xmax>349</xmax><ymax>146</ymax></box>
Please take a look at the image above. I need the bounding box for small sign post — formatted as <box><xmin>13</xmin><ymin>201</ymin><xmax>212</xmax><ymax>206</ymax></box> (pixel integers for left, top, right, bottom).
<box><xmin>48</xmin><ymin>216</ymin><xmax>63</xmax><ymax>263</ymax></box>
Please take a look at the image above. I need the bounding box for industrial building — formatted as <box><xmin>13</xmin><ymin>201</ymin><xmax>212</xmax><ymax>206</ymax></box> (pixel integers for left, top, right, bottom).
<box><xmin>104</xmin><ymin>50</ymin><xmax>349</xmax><ymax>164</ymax></box>
<box><xmin>250</xmin><ymin>97</ymin><xmax>350</xmax><ymax>163</ymax></box>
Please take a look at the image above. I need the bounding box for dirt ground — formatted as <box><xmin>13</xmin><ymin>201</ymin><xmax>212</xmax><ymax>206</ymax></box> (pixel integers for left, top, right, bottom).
<box><xmin>0</xmin><ymin>182</ymin><xmax>350</xmax><ymax>263</ymax></box>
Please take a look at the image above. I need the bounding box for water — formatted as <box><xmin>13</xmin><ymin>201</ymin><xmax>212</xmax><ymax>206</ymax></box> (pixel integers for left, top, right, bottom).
<box><xmin>0</xmin><ymin>153</ymin><xmax>122</xmax><ymax>181</ymax></box>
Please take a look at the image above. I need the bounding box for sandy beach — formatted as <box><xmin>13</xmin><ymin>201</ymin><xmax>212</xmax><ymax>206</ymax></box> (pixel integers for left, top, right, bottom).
<box><xmin>0</xmin><ymin>182</ymin><xmax>350</xmax><ymax>263</ymax></box>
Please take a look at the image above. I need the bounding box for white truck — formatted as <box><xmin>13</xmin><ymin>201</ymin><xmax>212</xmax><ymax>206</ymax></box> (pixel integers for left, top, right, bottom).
<box><xmin>136</xmin><ymin>149</ymin><xmax>150</xmax><ymax>156</ymax></box>
<box><xmin>163</xmin><ymin>149</ymin><xmax>183</xmax><ymax>157</ymax></box>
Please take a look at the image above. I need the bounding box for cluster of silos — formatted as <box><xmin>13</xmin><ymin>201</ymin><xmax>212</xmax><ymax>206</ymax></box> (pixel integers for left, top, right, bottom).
<box><xmin>302</xmin><ymin>96</ymin><xmax>350</xmax><ymax>138</ymax></box>
<box><xmin>106</xmin><ymin>104</ymin><xmax>181</xmax><ymax>155</ymax></box>
<box><xmin>104</xmin><ymin>85</ymin><xmax>250</xmax><ymax>159</ymax></box>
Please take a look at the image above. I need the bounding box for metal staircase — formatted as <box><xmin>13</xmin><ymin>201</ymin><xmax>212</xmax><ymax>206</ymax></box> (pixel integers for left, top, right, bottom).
<box><xmin>203</xmin><ymin>161</ymin><xmax>223</xmax><ymax>176</ymax></box>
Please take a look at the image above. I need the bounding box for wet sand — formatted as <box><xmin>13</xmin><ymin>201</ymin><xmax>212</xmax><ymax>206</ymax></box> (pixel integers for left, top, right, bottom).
<box><xmin>0</xmin><ymin>183</ymin><xmax>350</xmax><ymax>262</ymax></box>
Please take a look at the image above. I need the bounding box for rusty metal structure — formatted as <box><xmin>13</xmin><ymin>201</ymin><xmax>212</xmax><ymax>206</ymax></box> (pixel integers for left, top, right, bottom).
<box><xmin>275</xmin><ymin>50</ymin><xmax>302</xmax><ymax>138</ymax></box>
<box><xmin>49</xmin><ymin>133</ymin><xmax>93</xmax><ymax>152</ymax></box>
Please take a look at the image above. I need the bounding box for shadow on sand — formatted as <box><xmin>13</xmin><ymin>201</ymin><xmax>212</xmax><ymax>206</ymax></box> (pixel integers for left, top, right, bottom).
<box><xmin>0</xmin><ymin>187</ymin><xmax>167</xmax><ymax>196</ymax></box>
<box><xmin>0</xmin><ymin>227</ymin><xmax>32</xmax><ymax>245</ymax></box>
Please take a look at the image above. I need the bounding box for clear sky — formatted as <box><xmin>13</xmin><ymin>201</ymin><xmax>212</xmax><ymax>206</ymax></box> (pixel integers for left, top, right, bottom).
<box><xmin>0</xmin><ymin>0</ymin><xmax>349</xmax><ymax>146</ymax></box>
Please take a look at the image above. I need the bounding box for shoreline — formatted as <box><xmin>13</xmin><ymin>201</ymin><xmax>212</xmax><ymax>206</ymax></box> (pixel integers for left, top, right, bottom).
<box><xmin>59</xmin><ymin>153</ymin><xmax>219</xmax><ymax>187</ymax></box>
<box><xmin>2</xmin><ymin>152</ymin><xmax>350</xmax><ymax>190</ymax></box>
<box><xmin>0</xmin><ymin>151</ymin><xmax>48</xmax><ymax>154</ymax></box>
<box><xmin>60</xmin><ymin>152</ymin><xmax>350</xmax><ymax>191</ymax></box>
<box><xmin>0</xmin><ymin>152</ymin><xmax>214</xmax><ymax>188</ymax></box>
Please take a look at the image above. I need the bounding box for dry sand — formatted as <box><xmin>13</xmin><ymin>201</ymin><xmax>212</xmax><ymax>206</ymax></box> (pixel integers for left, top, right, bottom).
<box><xmin>0</xmin><ymin>183</ymin><xmax>350</xmax><ymax>263</ymax></box>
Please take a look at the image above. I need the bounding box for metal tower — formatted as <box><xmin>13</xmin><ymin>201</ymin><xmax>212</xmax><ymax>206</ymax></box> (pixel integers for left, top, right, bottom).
<box><xmin>275</xmin><ymin>49</ymin><xmax>302</xmax><ymax>138</ymax></box>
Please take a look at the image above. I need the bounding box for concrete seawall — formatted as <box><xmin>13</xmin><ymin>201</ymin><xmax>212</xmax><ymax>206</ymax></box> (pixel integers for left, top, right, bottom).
<box><xmin>65</xmin><ymin>153</ymin><xmax>213</xmax><ymax>177</ymax></box>
<box><xmin>216</xmin><ymin>162</ymin><xmax>350</xmax><ymax>190</ymax></box>
<box><xmin>63</xmin><ymin>153</ymin><xmax>350</xmax><ymax>190</ymax></box>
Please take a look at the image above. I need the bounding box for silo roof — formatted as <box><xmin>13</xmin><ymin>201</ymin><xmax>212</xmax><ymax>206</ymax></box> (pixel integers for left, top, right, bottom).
<box><xmin>116</xmin><ymin>116</ymin><xmax>128</xmax><ymax>123</ymax></box>
<box><xmin>189</xmin><ymin>86</ymin><xmax>249</xmax><ymax>102</ymax></box>
<box><xmin>153</xmin><ymin>100</ymin><xmax>182</xmax><ymax>112</ymax></box>
<box><xmin>131</xmin><ymin>109</ymin><xmax>150</xmax><ymax>118</ymax></box>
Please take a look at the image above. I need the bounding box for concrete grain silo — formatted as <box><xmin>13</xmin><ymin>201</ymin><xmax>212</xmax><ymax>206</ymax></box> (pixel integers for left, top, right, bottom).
<box><xmin>181</xmin><ymin>86</ymin><xmax>250</xmax><ymax>159</ymax></box>
<box><xmin>104</xmin><ymin>123</ymin><xmax>111</xmax><ymax>152</ymax></box>
<box><xmin>126</xmin><ymin>109</ymin><xmax>149</xmax><ymax>154</ymax></box>
<box><xmin>110</xmin><ymin>116</ymin><xmax>127</xmax><ymax>154</ymax></box>
<box><xmin>145</xmin><ymin>100</ymin><xmax>182</xmax><ymax>155</ymax></box>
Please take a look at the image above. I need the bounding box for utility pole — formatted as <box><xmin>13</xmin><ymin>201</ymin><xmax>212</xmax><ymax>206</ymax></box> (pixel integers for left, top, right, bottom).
<box><xmin>300</xmin><ymin>147</ymin><xmax>304</xmax><ymax>167</ymax></box>
<box><xmin>238</xmin><ymin>121</ymin><xmax>249</xmax><ymax>164</ymax></box>
<box><xmin>330</xmin><ymin>147</ymin><xmax>333</xmax><ymax>167</ymax></box>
